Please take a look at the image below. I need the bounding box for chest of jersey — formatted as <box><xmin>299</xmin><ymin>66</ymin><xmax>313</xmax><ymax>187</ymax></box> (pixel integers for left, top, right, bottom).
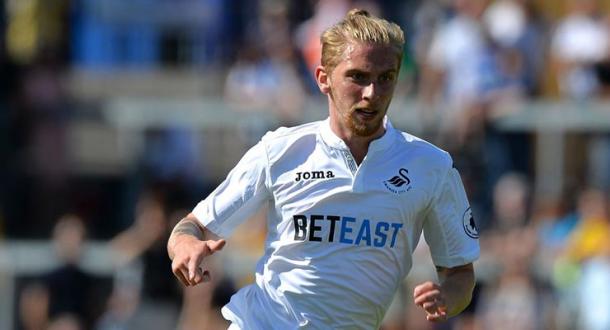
<box><xmin>268</xmin><ymin>142</ymin><xmax>437</xmax><ymax>249</ymax></box>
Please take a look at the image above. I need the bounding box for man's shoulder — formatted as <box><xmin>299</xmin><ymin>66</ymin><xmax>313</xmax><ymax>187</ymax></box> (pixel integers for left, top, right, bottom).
<box><xmin>393</xmin><ymin>130</ymin><xmax>452</xmax><ymax>165</ymax></box>
<box><xmin>259</xmin><ymin>121</ymin><xmax>322</xmax><ymax>162</ymax></box>
<box><xmin>261</xmin><ymin>121</ymin><xmax>321</xmax><ymax>142</ymax></box>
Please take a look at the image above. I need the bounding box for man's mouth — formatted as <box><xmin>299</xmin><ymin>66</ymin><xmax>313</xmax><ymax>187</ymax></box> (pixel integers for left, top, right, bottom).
<box><xmin>354</xmin><ymin>108</ymin><xmax>378</xmax><ymax>119</ymax></box>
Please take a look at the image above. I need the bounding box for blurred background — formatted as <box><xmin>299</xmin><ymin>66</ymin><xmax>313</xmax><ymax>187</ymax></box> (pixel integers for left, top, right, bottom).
<box><xmin>1</xmin><ymin>0</ymin><xmax>610</xmax><ymax>329</ymax></box>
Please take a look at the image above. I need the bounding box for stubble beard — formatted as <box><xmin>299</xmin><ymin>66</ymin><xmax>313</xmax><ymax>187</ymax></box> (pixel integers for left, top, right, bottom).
<box><xmin>330</xmin><ymin>90</ymin><xmax>383</xmax><ymax>138</ymax></box>
<box><xmin>348</xmin><ymin>112</ymin><xmax>380</xmax><ymax>137</ymax></box>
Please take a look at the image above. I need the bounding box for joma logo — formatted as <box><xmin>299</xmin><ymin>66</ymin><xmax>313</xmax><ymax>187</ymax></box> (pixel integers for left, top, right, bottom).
<box><xmin>295</xmin><ymin>170</ymin><xmax>335</xmax><ymax>182</ymax></box>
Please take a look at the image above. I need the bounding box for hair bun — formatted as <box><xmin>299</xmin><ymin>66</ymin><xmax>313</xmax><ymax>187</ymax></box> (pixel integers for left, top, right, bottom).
<box><xmin>347</xmin><ymin>8</ymin><xmax>370</xmax><ymax>18</ymax></box>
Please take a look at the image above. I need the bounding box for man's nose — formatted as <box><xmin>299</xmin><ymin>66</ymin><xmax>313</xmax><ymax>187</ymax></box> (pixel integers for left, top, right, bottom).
<box><xmin>362</xmin><ymin>82</ymin><xmax>377</xmax><ymax>100</ymax></box>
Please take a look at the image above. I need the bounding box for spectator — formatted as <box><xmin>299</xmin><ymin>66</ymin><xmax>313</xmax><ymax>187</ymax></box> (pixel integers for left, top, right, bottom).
<box><xmin>419</xmin><ymin>0</ymin><xmax>495</xmax><ymax>146</ymax></box>
<box><xmin>474</xmin><ymin>172</ymin><xmax>559</xmax><ymax>329</ymax></box>
<box><xmin>420</xmin><ymin>0</ymin><xmax>536</xmax><ymax>222</ymax></box>
<box><xmin>551</xmin><ymin>0</ymin><xmax>609</xmax><ymax>99</ymax></box>
<box><xmin>44</xmin><ymin>214</ymin><xmax>110</xmax><ymax>329</ymax></box>
<box><xmin>483</xmin><ymin>0</ymin><xmax>548</xmax><ymax>97</ymax></box>
<box><xmin>105</xmin><ymin>191</ymin><xmax>181</xmax><ymax>330</ymax></box>
<box><xmin>533</xmin><ymin>189</ymin><xmax>580</xmax><ymax>282</ymax></box>
<box><xmin>224</xmin><ymin>0</ymin><xmax>307</xmax><ymax>126</ymax></box>
<box><xmin>477</xmin><ymin>226</ymin><xmax>546</xmax><ymax>330</ymax></box>
<box><xmin>552</xmin><ymin>187</ymin><xmax>610</xmax><ymax>329</ymax></box>
<box><xmin>487</xmin><ymin>172</ymin><xmax>531</xmax><ymax>231</ymax></box>
<box><xmin>561</xmin><ymin>188</ymin><xmax>609</xmax><ymax>263</ymax></box>
<box><xmin>96</xmin><ymin>190</ymin><xmax>178</xmax><ymax>330</ymax></box>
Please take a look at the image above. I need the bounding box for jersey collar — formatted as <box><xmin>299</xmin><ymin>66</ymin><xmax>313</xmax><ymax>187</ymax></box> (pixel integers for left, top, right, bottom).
<box><xmin>320</xmin><ymin>116</ymin><xmax>397</xmax><ymax>153</ymax></box>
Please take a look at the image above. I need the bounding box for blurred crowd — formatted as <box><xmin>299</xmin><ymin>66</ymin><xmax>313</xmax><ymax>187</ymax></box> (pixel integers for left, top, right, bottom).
<box><xmin>1</xmin><ymin>0</ymin><xmax>610</xmax><ymax>329</ymax></box>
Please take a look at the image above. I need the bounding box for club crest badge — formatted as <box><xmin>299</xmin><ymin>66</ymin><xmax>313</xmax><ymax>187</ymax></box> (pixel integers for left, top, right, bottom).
<box><xmin>384</xmin><ymin>168</ymin><xmax>412</xmax><ymax>194</ymax></box>
<box><xmin>463</xmin><ymin>207</ymin><xmax>479</xmax><ymax>239</ymax></box>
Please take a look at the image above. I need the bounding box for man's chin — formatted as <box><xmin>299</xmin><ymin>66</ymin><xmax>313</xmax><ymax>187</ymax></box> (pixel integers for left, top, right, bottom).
<box><xmin>350</xmin><ymin>121</ymin><xmax>383</xmax><ymax>137</ymax></box>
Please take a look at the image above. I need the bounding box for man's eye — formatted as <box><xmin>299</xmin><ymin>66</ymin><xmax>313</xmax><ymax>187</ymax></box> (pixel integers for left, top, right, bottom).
<box><xmin>350</xmin><ymin>73</ymin><xmax>366</xmax><ymax>81</ymax></box>
<box><xmin>379</xmin><ymin>74</ymin><xmax>395</xmax><ymax>83</ymax></box>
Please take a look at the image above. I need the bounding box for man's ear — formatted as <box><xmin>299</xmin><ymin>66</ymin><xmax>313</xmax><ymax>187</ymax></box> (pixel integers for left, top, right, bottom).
<box><xmin>315</xmin><ymin>65</ymin><xmax>331</xmax><ymax>95</ymax></box>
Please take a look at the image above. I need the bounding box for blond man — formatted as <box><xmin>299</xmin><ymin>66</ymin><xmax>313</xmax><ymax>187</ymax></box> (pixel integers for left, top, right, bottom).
<box><xmin>168</xmin><ymin>9</ymin><xmax>479</xmax><ymax>329</ymax></box>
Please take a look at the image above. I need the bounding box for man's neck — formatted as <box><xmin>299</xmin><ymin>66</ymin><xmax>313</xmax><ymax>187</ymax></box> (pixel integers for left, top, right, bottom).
<box><xmin>346</xmin><ymin>138</ymin><xmax>371</xmax><ymax>165</ymax></box>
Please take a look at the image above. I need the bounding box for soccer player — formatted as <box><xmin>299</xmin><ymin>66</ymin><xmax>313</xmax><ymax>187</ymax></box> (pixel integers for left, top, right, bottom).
<box><xmin>168</xmin><ymin>9</ymin><xmax>479</xmax><ymax>329</ymax></box>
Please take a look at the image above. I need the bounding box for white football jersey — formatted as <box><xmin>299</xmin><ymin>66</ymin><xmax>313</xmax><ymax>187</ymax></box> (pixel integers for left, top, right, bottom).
<box><xmin>192</xmin><ymin>118</ymin><xmax>480</xmax><ymax>329</ymax></box>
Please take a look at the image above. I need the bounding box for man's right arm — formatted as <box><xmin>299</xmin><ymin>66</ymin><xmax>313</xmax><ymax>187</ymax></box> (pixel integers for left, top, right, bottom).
<box><xmin>168</xmin><ymin>139</ymin><xmax>269</xmax><ymax>286</ymax></box>
<box><xmin>167</xmin><ymin>213</ymin><xmax>226</xmax><ymax>286</ymax></box>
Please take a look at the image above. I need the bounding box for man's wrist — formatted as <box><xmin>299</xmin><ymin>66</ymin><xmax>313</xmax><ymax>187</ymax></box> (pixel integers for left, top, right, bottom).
<box><xmin>167</xmin><ymin>217</ymin><xmax>205</xmax><ymax>260</ymax></box>
<box><xmin>171</xmin><ymin>217</ymin><xmax>205</xmax><ymax>240</ymax></box>
<box><xmin>436</xmin><ymin>264</ymin><xmax>475</xmax><ymax>318</ymax></box>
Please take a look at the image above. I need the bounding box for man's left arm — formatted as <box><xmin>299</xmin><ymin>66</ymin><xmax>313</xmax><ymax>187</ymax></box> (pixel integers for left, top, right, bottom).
<box><xmin>413</xmin><ymin>263</ymin><xmax>475</xmax><ymax>322</ymax></box>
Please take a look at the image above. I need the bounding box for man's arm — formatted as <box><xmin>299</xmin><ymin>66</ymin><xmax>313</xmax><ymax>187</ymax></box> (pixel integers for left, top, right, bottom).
<box><xmin>413</xmin><ymin>263</ymin><xmax>475</xmax><ymax>322</ymax></box>
<box><xmin>167</xmin><ymin>213</ymin><xmax>226</xmax><ymax>287</ymax></box>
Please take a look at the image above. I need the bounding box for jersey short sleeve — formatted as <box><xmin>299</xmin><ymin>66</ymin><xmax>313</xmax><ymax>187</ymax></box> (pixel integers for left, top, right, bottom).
<box><xmin>192</xmin><ymin>141</ymin><xmax>270</xmax><ymax>238</ymax></box>
<box><xmin>423</xmin><ymin>164</ymin><xmax>480</xmax><ymax>268</ymax></box>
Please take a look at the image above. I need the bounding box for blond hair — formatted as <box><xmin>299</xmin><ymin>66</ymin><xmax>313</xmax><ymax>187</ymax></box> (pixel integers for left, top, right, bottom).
<box><xmin>320</xmin><ymin>9</ymin><xmax>405</xmax><ymax>73</ymax></box>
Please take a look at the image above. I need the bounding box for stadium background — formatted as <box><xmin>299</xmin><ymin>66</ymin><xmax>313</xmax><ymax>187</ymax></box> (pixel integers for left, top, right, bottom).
<box><xmin>1</xmin><ymin>0</ymin><xmax>610</xmax><ymax>329</ymax></box>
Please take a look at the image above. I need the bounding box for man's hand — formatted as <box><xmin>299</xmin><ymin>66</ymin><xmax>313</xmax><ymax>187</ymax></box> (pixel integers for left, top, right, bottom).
<box><xmin>413</xmin><ymin>281</ymin><xmax>448</xmax><ymax>322</ymax></box>
<box><xmin>167</xmin><ymin>214</ymin><xmax>226</xmax><ymax>287</ymax></box>
<box><xmin>413</xmin><ymin>263</ymin><xmax>475</xmax><ymax>322</ymax></box>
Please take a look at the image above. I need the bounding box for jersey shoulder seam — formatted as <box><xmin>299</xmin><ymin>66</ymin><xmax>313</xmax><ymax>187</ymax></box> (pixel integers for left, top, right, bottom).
<box><xmin>262</xmin><ymin>121</ymin><xmax>321</xmax><ymax>142</ymax></box>
<box><xmin>395</xmin><ymin>132</ymin><xmax>452</xmax><ymax>164</ymax></box>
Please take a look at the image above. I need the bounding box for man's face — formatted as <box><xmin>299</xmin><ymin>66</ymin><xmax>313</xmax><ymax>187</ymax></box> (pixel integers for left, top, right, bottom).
<box><xmin>317</xmin><ymin>41</ymin><xmax>400</xmax><ymax>138</ymax></box>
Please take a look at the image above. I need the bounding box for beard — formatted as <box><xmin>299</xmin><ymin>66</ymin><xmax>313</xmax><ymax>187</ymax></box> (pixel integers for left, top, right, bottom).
<box><xmin>347</xmin><ymin>112</ymin><xmax>383</xmax><ymax>137</ymax></box>
<box><xmin>329</xmin><ymin>86</ymin><xmax>387</xmax><ymax>138</ymax></box>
